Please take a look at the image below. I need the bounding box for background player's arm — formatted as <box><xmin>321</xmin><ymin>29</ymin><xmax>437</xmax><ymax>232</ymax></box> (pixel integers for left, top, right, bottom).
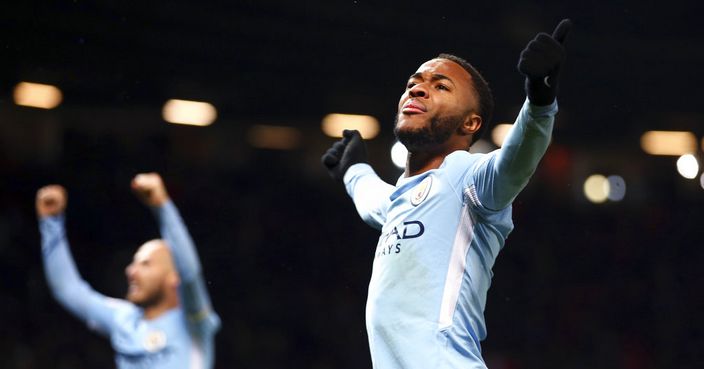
<box><xmin>322</xmin><ymin>130</ymin><xmax>393</xmax><ymax>229</ymax></box>
<box><xmin>36</xmin><ymin>185</ymin><xmax>126</xmax><ymax>336</ymax></box>
<box><xmin>132</xmin><ymin>173</ymin><xmax>220</xmax><ymax>332</ymax></box>
<box><xmin>474</xmin><ymin>20</ymin><xmax>571</xmax><ymax>210</ymax></box>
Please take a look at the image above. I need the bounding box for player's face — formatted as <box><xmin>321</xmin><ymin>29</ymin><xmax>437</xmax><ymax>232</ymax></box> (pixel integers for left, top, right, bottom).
<box><xmin>394</xmin><ymin>58</ymin><xmax>478</xmax><ymax>151</ymax></box>
<box><xmin>125</xmin><ymin>240</ymin><xmax>176</xmax><ymax>307</ymax></box>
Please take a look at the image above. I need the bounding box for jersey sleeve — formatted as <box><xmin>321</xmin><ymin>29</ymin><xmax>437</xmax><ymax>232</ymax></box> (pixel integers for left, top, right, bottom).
<box><xmin>153</xmin><ymin>201</ymin><xmax>221</xmax><ymax>335</ymax></box>
<box><xmin>39</xmin><ymin>215</ymin><xmax>129</xmax><ymax>336</ymax></box>
<box><xmin>343</xmin><ymin>163</ymin><xmax>395</xmax><ymax>230</ymax></box>
<box><xmin>472</xmin><ymin>99</ymin><xmax>558</xmax><ymax>210</ymax></box>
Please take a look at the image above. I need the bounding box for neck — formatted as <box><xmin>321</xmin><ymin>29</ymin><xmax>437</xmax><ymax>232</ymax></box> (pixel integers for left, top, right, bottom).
<box><xmin>142</xmin><ymin>296</ymin><xmax>179</xmax><ymax>320</ymax></box>
<box><xmin>404</xmin><ymin>145</ymin><xmax>467</xmax><ymax>177</ymax></box>
<box><xmin>405</xmin><ymin>152</ymin><xmax>444</xmax><ymax>177</ymax></box>
<box><xmin>403</xmin><ymin>134</ymin><xmax>472</xmax><ymax>177</ymax></box>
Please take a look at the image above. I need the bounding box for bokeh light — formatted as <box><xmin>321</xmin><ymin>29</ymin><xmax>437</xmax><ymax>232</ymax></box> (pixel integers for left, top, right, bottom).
<box><xmin>583</xmin><ymin>174</ymin><xmax>609</xmax><ymax>204</ymax></box>
<box><xmin>13</xmin><ymin>82</ymin><xmax>63</xmax><ymax>109</ymax></box>
<box><xmin>676</xmin><ymin>154</ymin><xmax>699</xmax><ymax>179</ymax></box>
<box><xmin>606</xmin><ymin>175</ymin><xmax>626</xmax><ymax>201</ymax></box>
<box><xmin>162</xmin><ymin>99</ymin><xmax>217</xmax><ymax>126</ymax></box>
<box><xmin>390</xmin><ymin>141</ymin><xmax>407</xmax><ymax>169</ymax></box>
<box><xmin>491</xmin><ymin>124</ymin><xmax>513</xmax><ymax>147</ymax></box>
<box><xmin>322</xmin><ymin>114</ymin><xmax>379</xmax><ymax>139</ymax></box>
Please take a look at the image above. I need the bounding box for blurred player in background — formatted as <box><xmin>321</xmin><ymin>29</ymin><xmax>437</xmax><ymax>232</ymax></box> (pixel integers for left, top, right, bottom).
<box><xmin>322</xmin><ymin>19</ymin><xmax>572</xmax><ymax>369</ymax></box>
<box><xmin>36</xmin><ymin>173</ymin><xmax>220</xmax><ymax>369</ymax></box>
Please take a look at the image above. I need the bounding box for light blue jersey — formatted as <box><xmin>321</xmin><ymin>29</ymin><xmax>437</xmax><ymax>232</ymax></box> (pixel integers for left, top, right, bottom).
<box><xmin>344</xmin><ymin>99</ymin><xmax>558</xmax><ymax>369</ymax></box>
<box><xmin>39</xmin><ymin>201</ymin><xmax>220</xmax><ymax>369</ymax></box>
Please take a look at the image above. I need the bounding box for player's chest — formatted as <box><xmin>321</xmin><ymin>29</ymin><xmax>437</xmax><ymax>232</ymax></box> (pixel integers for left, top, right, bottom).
<box><xmin>111</xmin><ymin>317</ymin><xmax>189</xmax><ymax>359</ymax></box>
<box><xmin>386</xmin><ymin>174</ymin><xmax>463</xmax><ymax>222</ymax></box>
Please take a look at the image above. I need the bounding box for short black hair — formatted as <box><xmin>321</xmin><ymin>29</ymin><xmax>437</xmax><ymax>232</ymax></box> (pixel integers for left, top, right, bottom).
<box><xmin>436</xmin><ymin>53</ymin><xmax>494</xmax><ymax>145</ymax></box>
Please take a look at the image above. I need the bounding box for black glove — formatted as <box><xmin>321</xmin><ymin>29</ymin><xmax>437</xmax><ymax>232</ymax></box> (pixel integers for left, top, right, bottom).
<box><xmin>517</xmin><ymin>19</ymin><xmax>572</xmax><ymax>106</ymax></box>
<box><xmin>321</xmin><ymin>129</ymin><xmax>368</xmax><ymax>182</ymax></box>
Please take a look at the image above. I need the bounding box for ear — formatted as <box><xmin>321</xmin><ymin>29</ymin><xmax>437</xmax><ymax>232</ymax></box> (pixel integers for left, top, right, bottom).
<box><xmin>166</xmin><ymin>271</ymin><xmax>180</xmax><ymax>288</ymax></box>
<box><xmin>460</xmin><ymin>113</ymin><xmax>482</xmax><ymax>136</ymax></box>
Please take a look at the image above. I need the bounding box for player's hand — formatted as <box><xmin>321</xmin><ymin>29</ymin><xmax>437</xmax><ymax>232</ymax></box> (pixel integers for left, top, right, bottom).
<box><xmin>321</xmin><ymin>129</ymin><xmax>368</xmax><ymax>182</ymax></box>
<box><xmin>36</xmin><ymin>185</ymin><xmax>67</xmax><ymax>218</ymax></box>
<box><xmin>131</xmin><ymin>173</ymin><xmax>170</xmax><ymax>207</ymax></box>
<box><xmin>517</xmin><ymin>18</ymin><xmax>572</xmax><ymax>106</ymax></box>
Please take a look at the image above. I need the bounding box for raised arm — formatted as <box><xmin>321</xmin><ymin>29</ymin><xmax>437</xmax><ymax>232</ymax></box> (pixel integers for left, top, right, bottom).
<box><xmin>131</xmin><ymin>173</ymin><xmax>219</xmax><ymax>331</ymax></box>
<box><xmin>475</xmin><ymin>19</ymin><xmax>572</xmax><ymax>210</ymax></box>
<box><xmin>36</xmin><ymin>185</ymin><xmax>126</xmax><ymax>336</ymax></box>
<box><xmin>322</xmin><ymin>130</ymin><xmax>394</xmax><ymax>229</ymax></box>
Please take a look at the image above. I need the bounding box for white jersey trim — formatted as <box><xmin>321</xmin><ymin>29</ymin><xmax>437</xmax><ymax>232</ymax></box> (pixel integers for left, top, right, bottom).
<box><xmin>466</xmin><ymin>184</ymin><xmax>482</xmax><ymax>208</ymax></box>
<box><xmin>438</xmin><ymin>200</ymin><xmax>475</xmax><ymax>329</ymax></box>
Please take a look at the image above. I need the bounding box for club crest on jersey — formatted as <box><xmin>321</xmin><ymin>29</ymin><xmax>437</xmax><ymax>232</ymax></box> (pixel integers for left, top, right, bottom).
<box><xmin>143</xmin><ymin>330</ymin><xmax>167</xmax><ymax>352</ymax></box>
<box><xmin>410</xmin><ymin>176</ymin><xmax>432</xmax><ymax>206</ymax></box>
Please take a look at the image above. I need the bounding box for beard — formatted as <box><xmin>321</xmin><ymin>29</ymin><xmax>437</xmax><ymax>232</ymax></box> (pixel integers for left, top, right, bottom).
<box><xmin>394</xmin><ymin>113</ymin><xmax>465</xmax><ymax>152</ymax></box>
<box><xmin>127</xmin><ymin>285</ymin><xmax>166</xmax><ymax>308</ymax></box>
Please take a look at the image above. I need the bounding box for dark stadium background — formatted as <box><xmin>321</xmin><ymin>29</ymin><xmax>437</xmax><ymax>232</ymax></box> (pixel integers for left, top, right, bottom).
<box><xmin>2</xmin><ymin>1</ymin><xmax>703</xmax><ymax>368</ymax></box>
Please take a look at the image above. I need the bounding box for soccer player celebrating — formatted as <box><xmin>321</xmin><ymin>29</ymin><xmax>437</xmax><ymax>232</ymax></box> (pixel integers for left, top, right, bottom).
<box><xmin>36</xmin><ymin>173</ymin><xmax>220</xmax><ymax>369</ymax></box>
<box><xmin>322</xmin><ymin>19</ymin><xmax>572</xmax><ymax>369</ymax></box>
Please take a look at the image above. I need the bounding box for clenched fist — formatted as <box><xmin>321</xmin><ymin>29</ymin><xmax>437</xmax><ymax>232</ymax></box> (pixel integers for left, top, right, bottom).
<box><xmin>131</xmin><ymin>173</ymin><xmax>170</xmax><ymax>207</ymax></box>
<box><xmin>321</xmin><ymin>129</ymin><xmax>368</xmax><ymax>182</ymax></box>
<box><xmin>36</xmin><ymin>185</ymin><xmax>67</xmax><ymax>218</ymax></box>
